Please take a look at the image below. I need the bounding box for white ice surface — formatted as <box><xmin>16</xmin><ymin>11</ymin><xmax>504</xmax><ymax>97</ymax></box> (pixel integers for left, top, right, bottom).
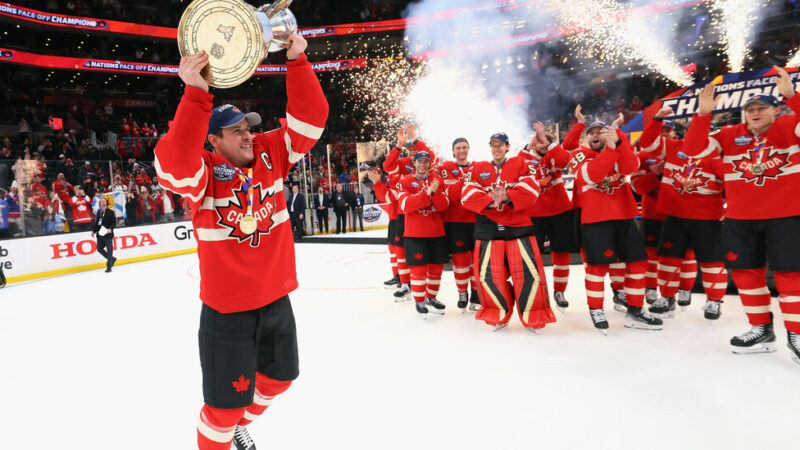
<box><xmin>1</xmin><ymin>243</ymin><xmax>798</xmax><ymax>449</ymax></box>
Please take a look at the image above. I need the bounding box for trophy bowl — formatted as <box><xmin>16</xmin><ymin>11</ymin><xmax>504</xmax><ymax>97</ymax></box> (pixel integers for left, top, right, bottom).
<box><xmin>178</xmin><ymin>0</ymin><xmax>297</xmax><ymax>89</ymax></box>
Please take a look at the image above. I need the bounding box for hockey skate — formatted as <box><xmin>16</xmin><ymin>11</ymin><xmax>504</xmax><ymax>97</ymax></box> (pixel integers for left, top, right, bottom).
<box><xmin>649</xmin><ymin>296</ymin><xmax>676</xmax><ymax>319</ymax></box>
<box><xmin>645</xmin><ymin>288</ymin><xmax>657</xmax><ymax>305</ymax></box>
<box><xmin>677</xmin><ymin>289</ymin><xmax>692</xmax><ymax>311</ymax></box>
<box><xmin>553</xmin><ymin>291</ymin><xmax>568</xmax><ymax>312</ymax></box>
<box><xmin>415</xmin><ymin>300</ymin><xmax>429</xmax><ymax>319</ymax></box>
<box><xmin>703</xmin><ymin>300</ymin><xmax>722</xmax><ymax>322</ymax></box>
<box><xmin>527</xmin><ymin>326</ymin><xmax>543</xmax><ymax>334</ymax></box>
<box><xmin>393</xmin><ymin>284</ymin><xmax>411</xmax><ymax>302</ymax></box>
<box><xmin>493</xmin><ymin>322</ymin><xmax>508</xmax><ymax>332</ymax></box>
<box><xmin>232</xmin><ymin>425</ymin><xmax>256</xmax><ymax>450</ymax></box>
<box><xmin>383</xmin><ymin>274</ymin><xmax>400</xmax><ymax>289</ymax></box>
<box><xmin>612</xmin><ymin>290</ymin><xmax>627</xmax><ymax>312</ymax></box>
<box><xmin>730</xmin><ymin>314</ymin><xmax>777</xmax><ymax>354</ymax></box>
<box><xmin>624</xmin><ymin>306</ymin><xmax>663</xmax><ymax>330</ymax></box>
<box><xmin>425</xmin><ymin>297</ymin><xmax>445</xmax><ymax>315</ymax></box>
<box><xmin>457</xmin><ymin>292</ymin><xmax>469</xmax><ymax>310</ymax></box>
<box><xmin>589</xmin><ymin>308</ymin><xmax>609</xmax><ymax>335</ymax></box>
<box><xmin>468</xmin><ymin>289</ymin><xmax>481</xmax><ymax>312</ymax></box>
<box><xmin>788</xmin><ymin>331</ymin><xmax>800</xmax><ymax>366</ymax></box>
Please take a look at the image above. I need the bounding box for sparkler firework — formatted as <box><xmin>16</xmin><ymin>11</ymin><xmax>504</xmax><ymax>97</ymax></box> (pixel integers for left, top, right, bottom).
<box><xmin>553</xmin><ymin>0</ymin><xmax>693</xmax><ymax>87</ymax></box>
<box><xmin>711</xmin><ymin>0</ymin><xmax>760</xmax><ymax>73</ymax></box>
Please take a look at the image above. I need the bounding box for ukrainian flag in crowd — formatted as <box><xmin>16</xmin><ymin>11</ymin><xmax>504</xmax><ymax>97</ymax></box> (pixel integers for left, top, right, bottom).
<box><xmin>92</xmin><ymin>191</ymin><xmax>126</xmax><ymax>219</ymax></box>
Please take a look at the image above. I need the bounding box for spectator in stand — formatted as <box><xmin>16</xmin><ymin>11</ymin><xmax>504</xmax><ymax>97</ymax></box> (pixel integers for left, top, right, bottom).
<box><xmin>23</xmin><ymin>196</ymin><xmax>43</xmax><ymax>236</ymax></box>
<box><xmin>155</xmin><ymin>185</ymin><xmax>175</xmax><ymax>223</ymax></box>
<box><xmin>92</xmin><ymin>197</ymin><xmax>117</xmax><ymax>273</ymax></box>
<box><xmin>137</xmin><ymin>186</ymin><xmax>156</xmax><ymax>224</ymax></box>
<box><xmin>81</xmin><ymin>176</ymin><xmax>95</xmax><ymax>198</ymax></box>
<box><xmin>350</xmin><ymin>184</ymin><xmax>365</xmax><ymax>232</ymax></box>
<box><xmin>135</xmin><ymin>167</ymin><xmax>151</xmax><ymax>188</ymax></box>
<box><xmin>331</xmin><ymin>183</ymin><xmax>349</xmax><ymax>234</ymax></box>
<box><xmin>48</xmin><ymin>191</ymin><xmax>66</xmax><ymax>232</ymax></box>
<box><xmin>4</xmin><ymin>183</ymin><xmax>20</xmax><ymax>235</ymax></box>
<box><xmin>116</xmin><ymin>139</ymin><xmax>127</xmax><ymax>159</ymax></box>
<box><xmin>111</xmin><ymin>174</ymin><xmax>128</xmax><ymax>192</ymax></box>
<box><xmin>63</xmin><ymin>158</ymin><xmax>78</xmax><ymax>185</ymax></box>
<box><xmin>42</xmin><ymin>204</ymin><xmax>59</xmax><ymax>234</ymax></box>
<box><xmin>125</xmin><ymin>190</ymin><xmax>139</xmax><ymax>227</ymax></box>
<box><xmin>69</xmin><ymin>186</ymin><xmax>93</xmax><ymax>232</ymax></box>
<box><xmin>313</xmin><ymin>186</ymin><xmax>330</xmax><ymax>233</ymax></box>
<box><xmin>288</xmin><ymin>184</ymin><xmax>306</xmax><ymax>241</ymax></box>
<box><xmin>51</xmin><ymin>173</ymin><xmax>74</xmax><ymax>203</ymax></box>
<box><xmin>630</xmin><ymin>95</ymin><xmax>644</xmax><ymax>112</ymax></box>
<box><xmin>30</xmin><ymin>175</ymin><xmax>48</xmax><ymax>204</ymax></box>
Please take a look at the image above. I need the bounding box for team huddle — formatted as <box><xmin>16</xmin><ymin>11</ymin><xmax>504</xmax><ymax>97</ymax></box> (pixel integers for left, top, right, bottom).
<box><xmin>369</xmin><ymin>66</ymin><xmax>800</xmax><ymax>367</ymax></box>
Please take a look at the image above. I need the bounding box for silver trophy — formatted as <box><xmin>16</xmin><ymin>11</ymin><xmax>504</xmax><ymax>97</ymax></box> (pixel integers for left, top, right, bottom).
<box><xmin>255</xmin><ymin>0</ymin><xmax>298</xmax><ymax>54</ymax></box>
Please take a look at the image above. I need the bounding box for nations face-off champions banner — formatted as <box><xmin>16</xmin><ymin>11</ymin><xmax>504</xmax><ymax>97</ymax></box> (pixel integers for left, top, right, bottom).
<box><xmin>623</xmin><ymin>66</ymin><xmax>800</xmax><ymax>143</ymax></box>
<box><xmin>0</xmin><ymin>221</ymin><xmax>199</xmax><ymax>284</ymax></box>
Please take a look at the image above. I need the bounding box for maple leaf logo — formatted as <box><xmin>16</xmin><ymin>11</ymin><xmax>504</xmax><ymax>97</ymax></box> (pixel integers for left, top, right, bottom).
<box><xmin>595</xmin><ymin>176</ymin><xmax>621</xmax><ymax>195</ymax></box>
<box><xmin>394</xmin><ymin>236</ymin><xmax>400</xmax><ymax>242</ymax></box>
<box><xmin>726</xmin><ymin>251</ymin><xmax>739</xmax><ymax>262</ymax></box>
<box><xmin>232</xmin><ymin>374</ymin><xmax>250</xmax><ymax>394</ymax></box>
<box><xmin>662</xmin><ymin>241</ymin><xmax>674</xmax><ymax>249</ymax></box>
<box><xmin>603</xmin><ymin>249</ymin><xmax>614</xmax><ymax>258</ymax></box>
<box><xmin>415</xmin><ymin>252</ymin><xmax>423</xmax><ymax>260</ymax></box>
<box><xmin>215</xmin><ymin>183</ymin><xmax>276</xmax><ymax>247</ymax></box>
<box><xmin>456</xmin><ymin>240</ymin><xmax>464</xmax><ymax>247</ymax></box>
<box><xmin>730</xmin><ymin>146</ymin><xmax>790</xmax><ymax>186</ymax></box>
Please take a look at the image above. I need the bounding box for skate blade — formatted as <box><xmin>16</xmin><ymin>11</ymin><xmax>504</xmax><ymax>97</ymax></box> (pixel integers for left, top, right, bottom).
<box><xmin>624</xmin><ymin>320</ymin><xmax>663</xmax><ymax>330</ymax></box>
<box><xmin>613</xmin><ymin>304</ymin><xmax>627</xmax><ymax>313</ymax></box>
<box><xmin>427</xmin><ymin>309</ymin><xmax>445</xmax><ymax>316</ymax></box>
<box><xmin>596</xmin><ymin>328</ymin><xmax>608</xmax><ymax>336</ymax></box>
<box><xmin>468</xmin><ymin>305</ymin><xmax>481</xmax><ymax>312</ymax></box>
<box><xmin>654</xmin><ymin>311</ymin><xmax>675</xmax><ymax>319</ymax></box>
<box><xmin>528</xmin><ymin>327</ymin><xmax>542</xmax><ymax>334</ymax></box>
<box><xmin>679</xmin><ymin>305</ymin><xmax>689</xmax><ymax>312</ymax></box>
<box><xmin>417</xmin><ymin>312</ymin><xmax>428</xmax><ymax>320</ymax></box>
<box><xmin>394</xmin><ymin>297</ymin><xmax>411</xmax><ymax>303</ymax></box>
<box><xmin>556</xmin><ymin>306</ymin><xmax>566</xmax><ymax>313</ymax></box>
<box><xmin>792</xmin><ymin>353</ymin><xmax>800</xmax><ymax>366</ymax></box>
<box><xmin>731</xmin><ymin>343</ymin><xmax>777</xmax><ymax>354</ymax></box>
<box><xmin>493</xmin><ymin>323</ymin><xmax>508</xmax><ymax>332</ymax></box>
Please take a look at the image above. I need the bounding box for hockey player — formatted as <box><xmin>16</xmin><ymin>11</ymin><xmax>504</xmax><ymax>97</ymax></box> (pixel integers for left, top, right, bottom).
<box><xmin>155</xmin><ymin>36</ymin><xmax>329</xmax><ymax>450</ymax></box>
<box><xmin>638</xmin><ymin>107</ymin><xmax>727</xmax><ymax>320</ymax></box>
<box><xmin>684</xmin><ymin>66</ymin><xmax>800</xmax><ymax>363</ymax></box>
<box><xmin>438</xmin><ymin>137</ymin><xmax>480</xmax><ymax>311</ymax></box>
<box><xmin>564</xmin><ymin>108</ymin><xmax>628</xmax><ymax>312</ymax></box>
<box><xmin>461</xmin><ymin>132</ymin><xmax>556</xmax><ymax>332</ymax></box>
<box><xmin>383</xmin><ymin>126</ymin><xmax>431</xmax><ymax>301</ymax></box>
<box><xmin>519</xmin><ymin>122</ymin><xmax>573</xmax><ymax>312</ymax></box>
<box><xmin>397</xmin><ymin>150</ymin><xmax>449</xmax><ymax>318</ymax></box>
<box><xmin>568</xmin><ymin>113</ymin><xmax>663</xmax><ymax>333</ymax></box>
<box><xmin>368</xmin><ymin>169</ymin><xmax>402</xmax><ymax>290</ymax></box>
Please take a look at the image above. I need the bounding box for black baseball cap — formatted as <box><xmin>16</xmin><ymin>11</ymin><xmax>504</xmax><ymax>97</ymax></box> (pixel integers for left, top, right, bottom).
<box><xmin>662</xmin><ymin>120</ymin><xmax>676</xmax><ymax>129</ymax></box>
<box><xmin>489</xmin><ymin>132</ymin><xmax>509</xmax><ymax>144</ymax></box>
<box><xmin>586</xmin><ymin>121</ymin><xmax>606</xmax><ymax>131</ymax></box>
<box><xmin>208</xmin><ymin>104</ymin><xmax>261</xmax><ymax>135</ymax></box>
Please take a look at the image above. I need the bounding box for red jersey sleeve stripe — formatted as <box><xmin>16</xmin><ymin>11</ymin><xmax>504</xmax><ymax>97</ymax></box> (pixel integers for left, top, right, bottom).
<box><xmin>286</xmin><ymin>112</ymin><xmax>324</xmax><ymax>140</ymax></box>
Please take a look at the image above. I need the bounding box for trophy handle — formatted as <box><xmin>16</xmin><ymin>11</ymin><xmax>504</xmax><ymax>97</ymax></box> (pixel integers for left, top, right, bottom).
<box><xmin>261</xmin><ymin>0</ymin><xmax>293</xmax><ymax>18</ymax></box>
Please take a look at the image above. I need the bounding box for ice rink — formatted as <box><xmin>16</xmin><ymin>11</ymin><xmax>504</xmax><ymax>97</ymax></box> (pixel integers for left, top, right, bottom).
<box><xmin>1</xmin><ymin>241</ymin><xmax>798</xmax><ymax>449</ymax></box>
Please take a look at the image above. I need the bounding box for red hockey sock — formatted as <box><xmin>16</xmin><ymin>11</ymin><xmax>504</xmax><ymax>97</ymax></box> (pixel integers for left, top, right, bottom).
<box><xmin>699</xmin><ymin>262</ymin><xmax>727</xmax><ymax>301</ymax></box>
<box><xmin>197</xmin><ymin>405</ymin><xmax>246</xmax><ymax>450</ymax></box>
<box><xmin>551</xmin><ymin>252</ymin><xmax>571</xmax><ymax>293</ymax></box>
<box><xmin>679</xmin><ymin>250</ymin><xmax>698</xmax><ymax>290</ymax></box>
<box><xmin>657</xmin><ymin>255</ymin><xmax>682</xmax><ymax>298</ymax></box>
<box><xmin>645</xmin><ymin>247</ymin><xmax>658</xmax><ymax>290</ymax></box>
<box><xmin>624</xmin><ymin>260</ymin><xmax>647</xmax><ymax>307</ymax></box>
<box><xmin>237</xmin><ymin>374</ymin><xmax>292</xmax><ymax>426</ymax></box>
<box><xmin>426</xmin><ymin>263</ymin><xmax>444</xmax><ymax>299</ymax></box>
<box><xmin>409</xmin><ymin>265</ymin><xmax>428</xmax><ymax>303</ymax></box>
<box><xmin>774</xmin><ymin>271</ymin><xmax>800</xmax><ymax>333</ymax></box>
<box><xmin>580</xmin><ymin>246</ymin><xmax>587</xmax><ymax>265</ymax></box>
<box><xmin>389</xmin><ymin>249</ymin><xmax>398</xmax><ymax>276</ymax></box>
<box><xmin>585</xmin><ymin>264</ymin><xmax>609</xmax><ymax>309</ymax></box>
<box><xmin>452</xmin><ymin>252</ymin><xmax>472</xmax><ymax>294</ymax></box>
<box><xmin>394</xmin><ymin>245</ymin><xmax>410</xmax><ymax>285</ymax></box>
<box><xmin>609</xmin><ymin>262</ymin><xmax>625</xmax><ymax>292</ymax></box>
<box><xmin>731</xmin><ymin>268</ymin><xmax>771</xmax><ymax>326</ymax></box>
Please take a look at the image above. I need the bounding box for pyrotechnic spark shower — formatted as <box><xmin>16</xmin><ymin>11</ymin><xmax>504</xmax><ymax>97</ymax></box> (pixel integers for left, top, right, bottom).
<box><xmin>711</xmin><ymin>0</ymin><xmax>760</xmax><ymax>73</ymax></box>
<box><xmin>553</xmin><ymin>0</ymin><xmax>693</xmax><ymax>87</ymax></box>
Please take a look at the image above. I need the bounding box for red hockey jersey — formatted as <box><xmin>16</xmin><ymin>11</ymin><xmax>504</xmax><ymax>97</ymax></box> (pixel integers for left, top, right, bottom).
<box><xmin>397</xmin><ymin>173</ymin><xmax>448</xmax><ymax>237</ymax></box>
<box><xmin>70</xmin><ymin>195</ymin><xmax>93</xmax><ymax>224</ymax></box>
<box><xmin>519</xmin><ymin>143</ymin><xmax>572</xmax><ymax>217</ymax></box>
<box><xmin>154</xmin><ymin>54</ymin><xmax>328</xmax><ymax>313</ymax></box>
<box><xmin>563</xmin><ymin>122</ymin><xmax>599</xmax><ymax>209</ymax></box>
<box><xmin>639</xmin><ymin>117</ymin><xmax>725</xmax><ymax>220</ymax></box>
<box><xmin>574</xmin><ymin>131</ymin><xmax>640</xmax><ymax>224</ymax></box>
<box><xmin>630</xmin><ymin>151</ymin><xmax>665</xmax><ymax>220</ymax></box>
<box><xmin>382</xmin><ymin>140</ymin><xmax>432</xmax><ymax>177</ymax></box>
<box><xmin>438</xmin><ymin>160</ymin><xmax>476</xmax><ymax>223</ymax></box>
<box><xmin>683</xmin><ymin>93</ymin><xmax>800</xmax><ymax>220</ymax></box>
<box><xmin>461</xmin><ymin>156</ymin><xmax>539</xmax><ymax>239</ymax></box>
<box><xmin>372</xmin><ymin>180</ymin><xmax>397</xmax><ymax>220</ymax></box>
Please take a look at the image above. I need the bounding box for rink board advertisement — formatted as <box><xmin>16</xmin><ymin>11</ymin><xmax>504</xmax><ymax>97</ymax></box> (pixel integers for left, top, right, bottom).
<box><xmin>0</xmin><ymin>221</ymin><xmax>198</xmax><ymax>284</ymax></box>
